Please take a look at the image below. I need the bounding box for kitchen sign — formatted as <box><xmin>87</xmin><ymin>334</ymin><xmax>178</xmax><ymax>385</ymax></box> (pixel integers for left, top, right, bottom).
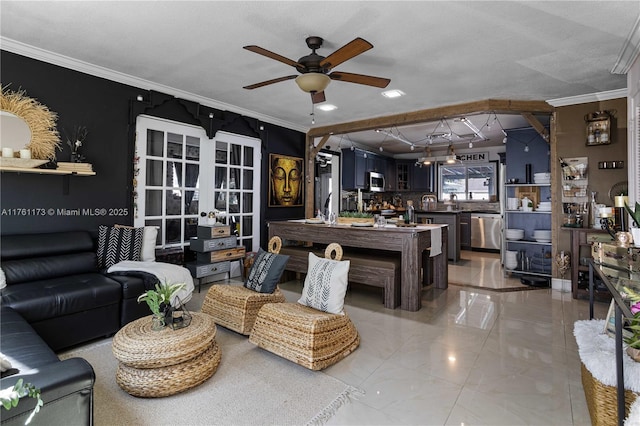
<box><xmin>456</xmin><ymin>152</ymin><xmax>489</xmax><ymax>163</ymax></box>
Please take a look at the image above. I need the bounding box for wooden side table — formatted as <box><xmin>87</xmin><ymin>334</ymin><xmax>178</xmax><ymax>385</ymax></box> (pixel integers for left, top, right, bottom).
<box><xmin>112</xmin><ymin>312</ymin><xmax>220</xmax><ymax>397</ymax></box>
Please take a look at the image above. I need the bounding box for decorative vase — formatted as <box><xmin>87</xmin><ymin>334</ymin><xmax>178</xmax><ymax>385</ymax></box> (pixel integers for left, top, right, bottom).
<box><xmin>151</xmin><ymin>313</ymin><xmax>165</xmax><ymax>331</ymax></box>
<box><xmin>626</xmin><ymin>346</ymin><xmax>640</xmax><ymax>362</ymax></box>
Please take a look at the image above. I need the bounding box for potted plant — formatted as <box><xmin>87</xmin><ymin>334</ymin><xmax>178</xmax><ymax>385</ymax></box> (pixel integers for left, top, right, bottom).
<box><xmin>1</xmin><ymin>379</ymin><xmax>43</xmax><ymax>425</ymax></box>
<box><xmin>624</xmin><ymin>201</ymin><xmax>640</xmax><ymax>247</ymax></box>
<box><xmin>137</xmin><ymin>282</ymin><xmax>186</xmax><ymax>330</ymax></box>
<box><xmin>622</xmin><ymin>285</ymin><xmax>640</xmax><ymax>361</ymax></box>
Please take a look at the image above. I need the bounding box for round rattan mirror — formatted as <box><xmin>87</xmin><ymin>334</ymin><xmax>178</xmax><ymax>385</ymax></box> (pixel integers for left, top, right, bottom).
<box><xmin>0</xmin><ymin>85</ymin><xmax>60</xmax><ymax>160</ymax></box>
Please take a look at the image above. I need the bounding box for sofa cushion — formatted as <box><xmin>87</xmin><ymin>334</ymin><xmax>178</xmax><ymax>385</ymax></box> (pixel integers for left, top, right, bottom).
<box><xmin>1</xmin><ymin>273</ymin><xmax>122</xmax><ymax>323</ymax></box>
<box><xmin>0</xmin><ymin>306</ymin><xmax>59</xmax><ymax>372</ymax></box>
<box><xmin>2</xmin><ymin>252</ymin><xmax>98</xmax><ymax>284</ymax></box>
<box><xmin>0</xmin><ymin>231</ymin><xmax>95</xmax><ymax>260</ymax></box>
<box><xmin>96</xmin><ymin>225</ymin><xmax>144</xmax><ymax>269</ymax></box>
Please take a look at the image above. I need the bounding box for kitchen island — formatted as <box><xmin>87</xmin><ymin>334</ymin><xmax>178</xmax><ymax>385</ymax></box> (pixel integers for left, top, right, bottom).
<box><xmin>268</xmin><ymin>220</ymin><xmax>448</xmax><ymax>312</ymax></box>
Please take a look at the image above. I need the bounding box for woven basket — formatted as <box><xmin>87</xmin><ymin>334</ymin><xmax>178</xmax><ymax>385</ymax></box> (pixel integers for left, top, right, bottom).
<box><xmin>116</xmin><ymin>341</ymin><xmax>221</xmax><ymax>398</ymax></box>
<box><xmin>112</xmin><ymin>313</ymin><xmax>216</xmax><ymax>368</ymax></box>
<box><xmin>201</xmin><ymin>285</ymin><xmax>286</xmax><ymax>335</ymax></box>
<box><xmin>249</xmin><ymin>302</ymin><xmax>360</xmax><ymax>371</ymax></box>
<box><xmin>581</xmin><ymin>362</ymin><xmax>638</xmax><ymax>426</ymax></box>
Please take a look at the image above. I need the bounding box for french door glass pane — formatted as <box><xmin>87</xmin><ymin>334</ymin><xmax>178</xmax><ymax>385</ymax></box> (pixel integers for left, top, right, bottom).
<box><xmin>243</xmin><ymin>146</ymin><xmax>253</xmax><ymax>167</ymax></box>
<box><xmin>243</xmin><ymin>170</ymin><xmax>253</xmax><ymax>190</ymax></box>
<box><xmin>145</xmin><ymin>190</ymin><xmax>162</xmax><ymax>216</ymax></box>
<box><xmin>147</xmin><ymin>129</ymin><xmax>164</xmax><ymax>157</ymax></box>
<box><xmin>146</xmin><ymin>159</ymin><xmax>163</xmax><ymax>186</ymax></box>
<box><xmin>185</xmin><ymin>164</ymin><xmax>199</xmax><ymax>188</ymax></box>
<box><xmin>185</xmin><ymin>190</ymin><xmax>199</xmax><ymax>214</ymax></box>
<box><xmin>166</xmin><ymin>190</ymin><xmax>182</xmax><ymax>215</ymax></box>
<box><xmin>167</xmin><ymin>141</ymin><xmax>182</xmax><ymax>159</ymax></box>
<box><xmin>186</xmin><ymin>136</ymin><xmax>200</xmax><ymax>160</ymax></box>
<box><xmin>185</xmin><ymin>218</ymin><xmax>198</xmax><ymax>240</ymax></box>
<box><xmin>215</xmin><ymin>142</ymin><xmax>227</xmax><ymax>164</ymax></box>
<box><xmin>166</xmin><ymin>219</ymin><xmax>181</xmax><ymax>244</ymax></box>
<box><xmin>243</xmin><ymin>193</ymin><xmax>253</xmax><ymax>213</ymax></box>
<box><xmin>230</xmin><ymin>144</ymin><xmax>241</xmax><ymax>166</ymax></box>
<box><xmin>167</xmin><ymin>161</ymin><xmax>180</xmax><ymax>187</ymax></box>
<box><xmin>229</xmin><ymin>192</ymin><xmax>240</xmax><ymax>213</ymax></box>
<box><xmin>242</xmin><ymin>216</ymin><xmax>252</xmax><ymax>237</ymax></box>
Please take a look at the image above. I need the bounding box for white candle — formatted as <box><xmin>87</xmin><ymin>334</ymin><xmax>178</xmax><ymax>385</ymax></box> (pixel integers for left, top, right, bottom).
<box><xmin>2</xmin><ymin>148</ymin><xmax>14</xmax><ymax>158</ymax></box>
<box><xmin>19</xmin><ymin>149</ymin><xmax>31</xmax><ymax>159</ymax></box>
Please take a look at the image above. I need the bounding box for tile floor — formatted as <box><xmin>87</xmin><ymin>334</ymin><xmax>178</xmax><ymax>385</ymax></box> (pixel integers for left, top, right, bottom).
<box><xmin>196</xmin><ymin>250</ymin><xmax>609</xmax><ymax>425</ymax></box>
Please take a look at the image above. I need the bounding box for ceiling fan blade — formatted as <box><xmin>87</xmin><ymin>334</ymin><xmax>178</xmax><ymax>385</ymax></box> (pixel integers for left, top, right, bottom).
<box><xmin>243</xmin><ymin>75</ymin><xmax>297</xmax><ymax>90</ymax></box>
<box><xmin>329</xmin><ymin>71</ymin><xmax>391</xmax><ymax>88</ymax></box>
<box><xmin>319</xmin><ymin>37</ymin><xmax>373</xmax><ymax>70</ymax></box>
<box><xmin>311</xmin><ymin>91</ymin><xmax>326</xmax><ymax>104</ymax></box>
<box><xmin>243</xmin><ymin>45</ymin><xmax>304</xmax><ymax>68</ymax></box>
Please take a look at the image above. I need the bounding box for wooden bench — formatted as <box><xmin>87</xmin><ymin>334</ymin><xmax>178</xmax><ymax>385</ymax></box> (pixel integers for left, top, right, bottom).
<box><xmin>279</xmin><ymin>245</ymin><xmax>401</xmax><ymax>309</ymax></box>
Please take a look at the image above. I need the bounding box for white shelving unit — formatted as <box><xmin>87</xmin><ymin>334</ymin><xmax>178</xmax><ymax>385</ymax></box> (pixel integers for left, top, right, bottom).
<box><xmin>503</xmin><ymin>183</ymin><xmax>552</xmax><ymax>279</ymax></box>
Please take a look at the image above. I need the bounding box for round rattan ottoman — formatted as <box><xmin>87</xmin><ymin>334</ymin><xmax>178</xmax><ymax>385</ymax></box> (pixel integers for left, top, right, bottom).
<box><xmin>112</xmin><ymin>312</ymin><xmax>221</xmax><ymax>397</ymax></box>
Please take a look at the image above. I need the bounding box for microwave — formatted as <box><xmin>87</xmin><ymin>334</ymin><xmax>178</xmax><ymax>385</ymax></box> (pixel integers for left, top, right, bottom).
<box><xmin>368</xmin><ymin>172</ymin><xmax>385</xmax><ymax>192</ymax></box>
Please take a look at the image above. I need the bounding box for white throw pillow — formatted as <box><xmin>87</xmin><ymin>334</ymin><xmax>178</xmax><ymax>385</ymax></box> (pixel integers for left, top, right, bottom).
<box><xmin>0</xmin><ymin>352</ymin><xmax>12</xmax><ymax>372</ymax></box>
<box><xmin>141</xmin><ymin>226</ymin><xmax>159</xmax><ymax>262</ymax></box>
<box><xmin>298</xmin><ymin>252</ymin><xmax>350</xmax><ymax>315</ymax></box>
<box><xmin>0</xmin><ymin>267</ymin><xmax>6</xmax><ymax>289</ymax></box>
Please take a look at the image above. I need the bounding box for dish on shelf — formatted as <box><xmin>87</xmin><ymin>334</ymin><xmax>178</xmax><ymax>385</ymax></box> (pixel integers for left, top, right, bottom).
<box><xmin>534</xmin><ymin>239</ymin><xmax>552</xmax><ymax>243</ymax></box>
<box><xmin>505</xmin><ymin>229</ymin><xmax>525</xmax><ymax>240</ymax></box>
<box><xmin>305</xmin><ymin>218</ymin><xmax>324</xmax><ymax>224</ymax></box>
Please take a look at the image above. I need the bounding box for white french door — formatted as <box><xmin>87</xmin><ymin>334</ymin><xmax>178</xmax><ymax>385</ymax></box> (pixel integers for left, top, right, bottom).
<box><xmin>135</xmin><ymin>116</ymin><xmax>261</xmax><ymax>252</ymax></box>
<box><xmin>199</xmin><ymin>131</ymin><xmax>261</xmax><ymax>252</ymax></box>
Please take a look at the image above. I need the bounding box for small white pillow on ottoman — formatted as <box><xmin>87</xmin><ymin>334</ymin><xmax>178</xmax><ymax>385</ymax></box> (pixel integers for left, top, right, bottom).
<box><xmin>298</xmin><ymin>252</ymin><xmax>350</xmax><ymax>315</ymax></box>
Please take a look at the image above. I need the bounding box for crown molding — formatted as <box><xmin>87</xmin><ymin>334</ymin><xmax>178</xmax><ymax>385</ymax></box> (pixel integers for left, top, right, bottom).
<box><xmin>0</xmin><ymin>37</ymin><xmax>308</xmax><ymax>134</ymax></box>
<box><xmin>546</xmin><ymin>88</ymin><xmax>627</xmax><ymax>107</ymax></box>
<box><xmin>612</xmin><ymin>14</ymin><xmax>640</xmax><ymax>75</ymax></box>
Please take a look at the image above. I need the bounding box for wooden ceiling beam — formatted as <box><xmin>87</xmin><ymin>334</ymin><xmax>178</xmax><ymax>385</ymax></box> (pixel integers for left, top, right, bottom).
<box><xmin>521</xmin><ymin>112</ymin><xmax>550</xmax><ymax>143</ymax></box>
<box><xmin>307</xmin><ymin>99</ymin><xmax>553</xmax><ymax>138</ymax></box>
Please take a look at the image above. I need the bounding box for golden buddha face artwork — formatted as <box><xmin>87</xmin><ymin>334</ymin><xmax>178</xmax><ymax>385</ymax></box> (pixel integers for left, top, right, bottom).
<box><xmin>269</xmin><ymin>154</ymin><xmax>303</xmax><ymax>207</ymax></box>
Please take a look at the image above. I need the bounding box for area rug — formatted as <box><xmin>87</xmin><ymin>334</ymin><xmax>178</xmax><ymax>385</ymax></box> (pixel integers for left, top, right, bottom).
<box><xmin>59</xmin><ymin>327</ymin><xmax>361</xmax><ymax>425</ymax></box>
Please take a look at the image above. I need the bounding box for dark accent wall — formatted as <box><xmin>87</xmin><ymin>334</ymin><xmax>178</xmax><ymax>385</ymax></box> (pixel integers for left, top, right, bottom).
<box><xmin>1</xmin><ymin>51</ymin><xmax>305</xmax><ymax>247</ymax></box>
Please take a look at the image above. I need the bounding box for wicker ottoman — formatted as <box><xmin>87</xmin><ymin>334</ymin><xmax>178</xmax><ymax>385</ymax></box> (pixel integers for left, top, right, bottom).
<box><xmin>201</xmin><ymin>285</ymin><xmax>286</xmax><ymax>335</ymax></box>
<box><xmin>249</xmin><ymin>302</ymin><xmax>360</xmax><ymax>371</ymax></box>
<box><xmin>112</xmin><ymin>312</ymin><xmax>220</xmax><ymax>397</ymax></box>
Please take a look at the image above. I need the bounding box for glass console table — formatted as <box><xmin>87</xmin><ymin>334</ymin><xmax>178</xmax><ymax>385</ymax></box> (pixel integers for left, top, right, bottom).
<box><xmin>588</xmin><ymin>260</ymin><xmax>639</xmax><ymax>426</ymax></box>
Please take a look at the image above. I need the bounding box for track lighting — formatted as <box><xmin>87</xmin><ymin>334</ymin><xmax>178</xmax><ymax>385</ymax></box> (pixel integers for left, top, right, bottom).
<box><xmin>524</xmin><ymin>144</ymin><xmax>529</xmax><ymax>153</ymax></box>
<box><xmin>446</xmin><ymin>145</ymin><xmax>457</xmax><ymax>163</ymax></box>
<box><xmin>379</xmin><ymin>146</ymin><xmax>383</xmax><ymax>152</ymax></box>
<box><xmin>468</xmin><ymin>141</ymin><xmax>473</xmax><ymax>148</ymax></box>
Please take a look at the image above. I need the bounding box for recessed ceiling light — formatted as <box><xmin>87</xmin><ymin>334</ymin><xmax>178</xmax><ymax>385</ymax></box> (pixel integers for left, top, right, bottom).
<box><xmin>381</xmin><ymin>89</ymin><xmax>405</xmax><ymax>98</ymax></box>
<box><xmin>317</xmin><ymin>104</ymin><xmax>337</xmax><ymax>111</ymax></box>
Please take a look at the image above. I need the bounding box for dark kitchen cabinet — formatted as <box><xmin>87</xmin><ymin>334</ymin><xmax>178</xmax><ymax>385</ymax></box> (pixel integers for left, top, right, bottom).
<box><xmin>395</xmin><ymin>160</ymin><xmax>432</xmax><ymax>192</ymax></box>
<box><xmin>341</xmin><ymin>148</ymin><xmax>367</xmax><ymax>190</ymax></box>
<box><xmin>342</xmin><ymin>148</ymin><xmax>389</xmax><ymax>190</ymax></box>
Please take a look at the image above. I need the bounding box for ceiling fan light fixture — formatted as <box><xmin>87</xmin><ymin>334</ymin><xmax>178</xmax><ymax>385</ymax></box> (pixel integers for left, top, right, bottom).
<box><xmin>317</xmin><ymin>104</ymin><xmax>337</xmax><ymax>111</ymax></box>
<box><xmin>295</xmin><ymin>73</ymin><xmax>330</xmax><ymax>93</ymax></box>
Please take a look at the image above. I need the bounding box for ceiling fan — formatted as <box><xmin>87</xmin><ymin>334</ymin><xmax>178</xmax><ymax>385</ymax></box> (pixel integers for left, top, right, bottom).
<box><xmin>243</xmin><ymin>36</ymin><xmax>391</xmax><ymax>104</ymax></box>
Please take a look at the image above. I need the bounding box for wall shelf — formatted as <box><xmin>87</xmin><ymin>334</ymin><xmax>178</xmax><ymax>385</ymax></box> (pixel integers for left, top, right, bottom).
<box><xmin>0</xmin><ymin>166</ymin><xmax>96</xmax><ymax>176</ymax></box>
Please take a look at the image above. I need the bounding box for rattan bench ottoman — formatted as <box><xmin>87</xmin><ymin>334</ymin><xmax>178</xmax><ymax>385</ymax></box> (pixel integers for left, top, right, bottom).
<box><xmin>112</xmin><ymin>312</ymin><xmax>220</xmax><ymax>397</ymax></box>
<box><xmin>201</xmin><ymin>285</ymin><xmax>286</xmax><ymax>335</ymax></box>
<box><xmin>249</xmin><ymin>302</ymin><xmax>360</xmax><ymax>371</ymax></box>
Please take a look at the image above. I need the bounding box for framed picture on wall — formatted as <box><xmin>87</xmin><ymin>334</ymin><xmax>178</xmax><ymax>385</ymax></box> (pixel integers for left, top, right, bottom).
<box><xmin>269</xmin><ymin>153</ymin><xmax>303</xmax><ymax>207</ymax></box>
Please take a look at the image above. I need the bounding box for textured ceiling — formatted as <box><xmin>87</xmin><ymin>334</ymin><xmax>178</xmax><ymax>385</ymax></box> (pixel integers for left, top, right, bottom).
<box><xmin>1</xmin><ymin>1</ymin><xmax>638</xmax><ymax>155</ymax></box>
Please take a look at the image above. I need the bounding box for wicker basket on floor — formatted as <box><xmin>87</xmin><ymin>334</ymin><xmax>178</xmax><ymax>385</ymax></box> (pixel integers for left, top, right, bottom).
<box><xmin>201</xmin><ymin>285</ymin><xmax>286</xmax><ymax>335</ymax></box>
<box><xmin>249</xmin><ymin>302</ymin><xmax>360</xmax><ymax>371</ymax></box>
<box><xmin>581</xmin><ymin>362</ymin><xmax>638</xmax><ymax>426</ymax></box>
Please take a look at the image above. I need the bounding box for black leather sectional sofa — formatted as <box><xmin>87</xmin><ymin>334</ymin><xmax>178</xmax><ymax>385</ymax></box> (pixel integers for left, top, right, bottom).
<box><xmin>0</xmin><ymin>230</ymin><xmax>158</xmax><ymax>426</ymax></box>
